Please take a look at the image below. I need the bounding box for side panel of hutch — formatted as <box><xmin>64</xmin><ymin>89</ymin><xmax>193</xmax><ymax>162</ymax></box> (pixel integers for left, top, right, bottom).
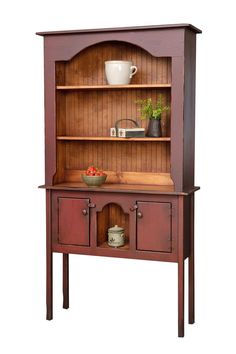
<box><xmin>37</xmin><ymin>24</ymin><xmax>201</xmax><ymax>337</ymax></box>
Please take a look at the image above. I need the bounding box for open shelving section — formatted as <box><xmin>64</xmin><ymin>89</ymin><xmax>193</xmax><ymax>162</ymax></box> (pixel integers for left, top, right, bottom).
<box><xmin>55</xmin><ymin>40</ymin><xmax>172</xmax><ymax>187</ymax></box>
<box><xmin>97</xmin><ymin>202</ymin><xmax>130</xmax><ymax>249</ymax></box>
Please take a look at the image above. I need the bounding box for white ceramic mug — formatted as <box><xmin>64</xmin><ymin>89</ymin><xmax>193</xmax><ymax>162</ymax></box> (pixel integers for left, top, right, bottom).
<box><xmin>105</xmin><ymin>60</ymin><xmax>138</xmax><ymax>85</ymax></box>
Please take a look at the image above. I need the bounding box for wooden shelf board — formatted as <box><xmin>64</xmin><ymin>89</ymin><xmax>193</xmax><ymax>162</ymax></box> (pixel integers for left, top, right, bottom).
<box><xmin>57</xmin><ymin>136</ymin><xmax>171</xmax><ymax>142</ymax></box>
<box><xmin>56</xmin><ymin>84</ymin><xmax>171</xmax><ymax>90</ymax></box>
<box><xmin>39</xmin><ymin>183</ymin><xmax>200</xmax><ymax>195</ymax></box>
<box><xmin>55</xmin><ymin>182</ymin><xmax>175</xmax><ymax>193</ymax></box>
<box><xmin>98</xmin><ymin>242</ymin><xmax>130</xmax><ymax>250</ymax></box>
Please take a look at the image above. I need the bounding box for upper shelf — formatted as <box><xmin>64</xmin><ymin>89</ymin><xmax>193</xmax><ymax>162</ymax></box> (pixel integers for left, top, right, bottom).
<box><xmin>56</xmin><ymin>84</ymin><xmax>171</xmax><ymax>90</ymax></box>
<box><xmin>57</xmin><ymin>136</ymin><xmax>171</xmax><ymax>142</ymax></box>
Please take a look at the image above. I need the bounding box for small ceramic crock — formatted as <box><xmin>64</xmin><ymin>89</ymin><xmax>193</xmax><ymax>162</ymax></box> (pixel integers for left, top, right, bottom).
<box><xmin>108</xmin><ymin>225</ymin><xmax>125</xmax><ymax>247</ymax></box>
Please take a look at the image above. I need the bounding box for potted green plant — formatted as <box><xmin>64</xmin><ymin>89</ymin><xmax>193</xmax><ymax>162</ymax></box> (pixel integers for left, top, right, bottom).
<box><xmin>136</xmin><ymin>96</ymin><xmax>170</xmax><ymax>137</ymax></box>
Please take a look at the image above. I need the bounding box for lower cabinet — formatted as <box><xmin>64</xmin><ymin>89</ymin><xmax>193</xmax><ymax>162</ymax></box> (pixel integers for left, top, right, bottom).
<box><xmin>136</xmin><ymin>201</ymin><xmax>172</xmax><ymax>252</ymax></box>
<box><xmin>58</xmin><ymin>197</ymin><xmax>90</xmax><ymax>246</ymax></box>
<box><xmin>52</xmin><ymin>192</ymin><xmax>176</xmax><ymax>257</ymax></box>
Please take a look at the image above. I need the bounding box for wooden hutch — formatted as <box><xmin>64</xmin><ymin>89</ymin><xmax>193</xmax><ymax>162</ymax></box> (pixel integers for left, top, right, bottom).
<box><xmin>37</xmin><ymin>24</ymin><xmax>201</xmax><ymax>337</ymax></box>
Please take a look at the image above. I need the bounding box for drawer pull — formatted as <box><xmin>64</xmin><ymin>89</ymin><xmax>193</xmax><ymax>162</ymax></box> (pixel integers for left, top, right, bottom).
<box><xmin>137</xmin><ymin>211</ymin><xmax>143</xmax><ymax>218</ymax></box>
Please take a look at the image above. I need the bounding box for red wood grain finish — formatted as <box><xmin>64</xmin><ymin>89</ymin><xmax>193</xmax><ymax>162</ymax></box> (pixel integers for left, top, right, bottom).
<box><xmin>178</xmin><ymin>196</ymin><xmax>185</xmax><ymax>337</ymax></box>
<box><xmin>51</xmin><ymin>190</ymin><xmax>179</xmax><ymax>261</ymax></box>
<box><xmin>188</xmin><ymin>194</ymin><xmax>195</xmax><ymax>324</ymax></box>
<box><xmin>136</xmin><ymin>202</ymin><xmax>172</xmax><ymax>252</ymax></box>
<box><xmin>58</xmin><ymin>197</ymin><xmax>90</xmax><ymax>246</ymax></box>
<box><xmin>36</xmin><ymin>24</ymin><xmax>202</xmax><ymax>36</ymax></box>
<box><xmin>46</xmin><ymin>190</ymin><xmax>53</xmax><ymax>320</ymax></box>
<box><xmin>63</xmin><ymin>254</ymin><xmax>69</xmax><ymax>309</ymax></box>
<box><xmin>183</xmin><ymin>29</ymin><xmax>196</xmax><ymax>189</ymax></box>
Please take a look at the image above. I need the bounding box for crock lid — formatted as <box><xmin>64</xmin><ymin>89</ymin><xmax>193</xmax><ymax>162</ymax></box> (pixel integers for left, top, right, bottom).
<box><xmin>108</xmin><ymin>224</ymin><xmax>124</xmax><ymax>232</ymax></box>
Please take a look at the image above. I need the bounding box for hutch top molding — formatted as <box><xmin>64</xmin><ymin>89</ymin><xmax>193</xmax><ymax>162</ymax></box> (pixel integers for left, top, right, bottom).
<box><xmin>36</xmin><ymin>23</ymin><xmax>202</xmax><ymax>36</ymax></box>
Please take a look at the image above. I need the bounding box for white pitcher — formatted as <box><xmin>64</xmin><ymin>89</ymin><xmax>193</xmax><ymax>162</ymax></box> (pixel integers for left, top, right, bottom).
<box><xmin>105</xmin><ymin>60</ymin><xmax>138</xmax><ymax>85</ymax></box>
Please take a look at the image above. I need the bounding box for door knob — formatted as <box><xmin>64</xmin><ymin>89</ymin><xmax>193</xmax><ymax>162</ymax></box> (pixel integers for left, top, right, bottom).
<box><xmin>137</xmin><ymin>211</ymin><xmax>143</xmax><ymax>218</ymax></box>
<box><xmin>82</xmin><ymin>209</ymin><xmax>88</xmax><ymax>215</ymax></box>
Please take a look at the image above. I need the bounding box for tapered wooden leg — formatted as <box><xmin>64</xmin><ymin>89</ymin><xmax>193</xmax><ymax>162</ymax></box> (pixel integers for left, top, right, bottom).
<box><xmin>46</xmin><ymin>190</ymin><xmax>53</xmax><ymax>320</ymax></box>
<box><xmin>188</xmin><ymin>194</ymin><xmax>195</xmax><ymax>324</ymax></box>
<box><xmin>178</xmin><ymin>259</ymin><xmax>185</xmax><ymax>337</ymax></box>
<box><xmin>46</xmin><ymin>251</ymin><xmax>53</xmax><ymax>320</ymax></box>
<box><xmin>63</xmin><ymin>253</ymin><xmax>69</xmax><ymax>309</ymax></box>
<box><xmin>178</xmin><ymin>196</ymin><xmax>184</xmax><ymax>337</ymax></box>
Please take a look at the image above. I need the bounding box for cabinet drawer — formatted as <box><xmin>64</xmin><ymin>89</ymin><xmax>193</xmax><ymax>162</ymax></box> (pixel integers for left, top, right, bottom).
<box><xmin>58</xmin><ymin>197</ymin><xmax>90</xmax><ymax>246</ymax></box>
<box><xmin>136</xmin><ymin>201</ymin><xmax>171</xmax><ymax>252</ymax></box>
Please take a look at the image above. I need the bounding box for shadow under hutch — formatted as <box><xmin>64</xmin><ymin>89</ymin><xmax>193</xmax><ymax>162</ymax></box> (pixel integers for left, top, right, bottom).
<box><xmin>37</xmin><ymin>23</ymin><xmax>201</xmax><ymax>337</ymax></box>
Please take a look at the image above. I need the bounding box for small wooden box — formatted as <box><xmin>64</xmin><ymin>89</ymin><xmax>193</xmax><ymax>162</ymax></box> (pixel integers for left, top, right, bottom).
<box><xmin>118</xmin><ymin>128</ymin><xmax>145</xmax><ymax>138</ymax></box>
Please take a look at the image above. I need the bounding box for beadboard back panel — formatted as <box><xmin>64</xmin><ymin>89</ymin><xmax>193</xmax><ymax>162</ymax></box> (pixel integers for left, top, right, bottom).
<box><xmin>56</xmin><ymin>41</ymin><xmax>171</xmax><ymax>86</ymax></box>
<box><xmin>57</xmin><ymin>89</ymin><xmax>171</xmax><ymax>137</ymax></box>
<box><xmin>65</xmin><ymin>140</ymin><xmax>170</xmax><ymax>171</ymax></box>
<box><xmin>55</xmin><ymin>41</ymin><xmax>172</xmax><ymax>185</ymax></box>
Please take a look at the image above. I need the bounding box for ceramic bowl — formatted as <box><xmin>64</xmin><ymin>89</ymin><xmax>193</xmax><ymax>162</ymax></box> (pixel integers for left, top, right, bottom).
<box><xmin>81</xmin><ymin>174</ymin><xmax>107</xmax><ymax>187</ymax></box>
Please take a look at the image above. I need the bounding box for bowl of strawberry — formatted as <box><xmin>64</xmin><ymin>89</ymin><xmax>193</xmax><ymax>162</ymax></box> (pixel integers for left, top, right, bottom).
<box><xmin>82</xmin><ymin>166</ymin><xmax>107</xmax><ymax>187</ymax></box>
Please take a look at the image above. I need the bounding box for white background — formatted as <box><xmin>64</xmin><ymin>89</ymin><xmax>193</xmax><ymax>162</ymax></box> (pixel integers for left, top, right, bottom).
<box><xmin>0</xmin><ymin>0</ymin><xmax>235</xmax><ymax>352</ymax></box>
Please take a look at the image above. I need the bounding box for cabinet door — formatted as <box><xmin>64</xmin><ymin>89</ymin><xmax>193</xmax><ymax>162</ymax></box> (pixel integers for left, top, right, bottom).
<box><xmin>58</xmin><ymin>198</ymin><xmax>90</xmax><ymax>246</ymax></box>
<box><xmin>137</xmin><ymin>202</ymin><xmax>171</xmax><ymax>252</ymax></box>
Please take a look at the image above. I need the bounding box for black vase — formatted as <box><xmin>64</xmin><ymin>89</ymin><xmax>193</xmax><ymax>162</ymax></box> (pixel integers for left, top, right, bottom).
<box><xmin>146</xmin><ymin>119</ymin><xmax>162</xmax><ymax>137</ymax></box>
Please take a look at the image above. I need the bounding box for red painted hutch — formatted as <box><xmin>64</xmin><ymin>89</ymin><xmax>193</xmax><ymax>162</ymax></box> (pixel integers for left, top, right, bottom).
<box><xmin>37</xmin><ymin>23</ymin><xmax>201</xmax><ymax>337</ymax></box>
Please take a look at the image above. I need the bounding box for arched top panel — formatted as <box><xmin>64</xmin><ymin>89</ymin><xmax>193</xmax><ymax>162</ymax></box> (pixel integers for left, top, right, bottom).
<box><xmin>56</xmin><ymin>41</ymin><xmax>171</xmax><ymax>86</ymax></box>
<box><xmin>45</xmin><ymin>27</ymin><xmax>184</xmax><ymax>62</ymax></box>
<box><xmin>70</xmin><ymin>39</ymin><xmax>156</xmax><ymax>60</ymax></box>
<box><xmin>96</xmin><ymin>201</ymin><xmax>130</xmax><ymax>214</ymax></box>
